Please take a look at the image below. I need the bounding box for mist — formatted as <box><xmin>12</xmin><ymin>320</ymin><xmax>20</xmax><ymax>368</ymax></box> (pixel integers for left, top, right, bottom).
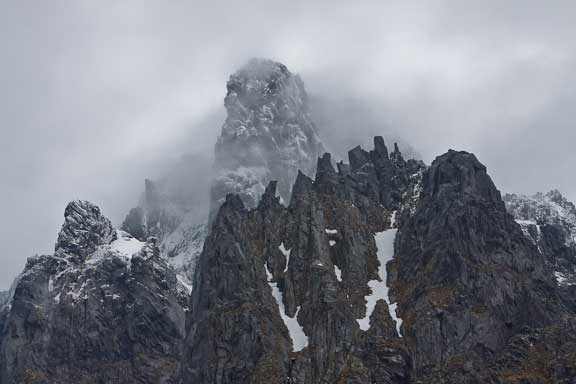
<box><xmin>1</xmin><ymin>0</ymin><xmax>576</xmax><ymax>288</ymax></box>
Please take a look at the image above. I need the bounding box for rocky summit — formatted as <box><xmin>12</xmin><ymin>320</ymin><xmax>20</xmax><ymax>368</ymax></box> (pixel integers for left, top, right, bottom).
<box><xmin>211</xmin><ymin>58</ymin><xmax>324</xmax><ymax>214</ymax></box>
<box><xmin>1</xmin><ymin>59</ymin><xmax>576</xmax><ymax>384</ymax></box>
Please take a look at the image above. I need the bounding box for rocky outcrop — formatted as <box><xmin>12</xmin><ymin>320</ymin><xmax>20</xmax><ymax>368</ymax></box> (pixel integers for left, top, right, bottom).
<box><xmin>504</xmin><ymin>190</ymin><xmax>576</xmax><ymax>285</ymax></box>
<box><xmin>0</xmin><ymin>201</ymin><xmax>188</xmax><ymax>384</ymax></box>
<box><xmin>184</xmin><ymin>147</ymin><xmax>572</xmax><ymax>384</ymax></box>
<box><xmin>389</xmin><ymin>151</ymin><xmax>564</xmax><ymax>382</ymax></box>
<box><xmin>184</xmin><ymin>137</ymin><xmax>424</xmax><ymax>384</ymax></box>
<box><xmin>210</xmin><ymin>58</ymin><xmax>324</xmax><ymax>214</ymax></box>
<box><xmin>55</xmin><ymin>200</ymin><xmax>116</xmax><ymax>263</ymax></box>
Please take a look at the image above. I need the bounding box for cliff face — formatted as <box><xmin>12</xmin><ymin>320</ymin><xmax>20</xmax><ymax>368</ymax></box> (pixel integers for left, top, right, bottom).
<box><xmin>504</xmin><ymin>190</ymin><xmax>576</xmax><ymax>286</ymax></box>
<box><xmin>183</xmin><ymin>138</ymin><xmax>425</xmax><ymax>383</ymax></box>
<box><xmin>182</xmin><ymin>147</ymin><xmax>575</xmax><ymax>384</ymax></box>
<box><xmin>389</xmin><ymin>151</ymin><xmax>565</xmax><ymax>381</ymax></box>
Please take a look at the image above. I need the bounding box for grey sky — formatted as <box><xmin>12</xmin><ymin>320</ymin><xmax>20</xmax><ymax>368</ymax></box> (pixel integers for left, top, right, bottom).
<box><xmin>1</xmin><ymin>0</ymin><xmax>576</xmax><ymax>288</ymax></box>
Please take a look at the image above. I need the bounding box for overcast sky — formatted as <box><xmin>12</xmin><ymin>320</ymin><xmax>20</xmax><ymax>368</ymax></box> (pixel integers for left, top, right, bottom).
<box><xmin>1</xmin><ymin>0</ymin><xmax>576</xmax><ymax>288</ymax></box>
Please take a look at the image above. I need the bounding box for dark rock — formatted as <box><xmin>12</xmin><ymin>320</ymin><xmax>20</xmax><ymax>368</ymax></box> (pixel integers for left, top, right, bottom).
<box><xmin>183</xmin><ymin>137</ymin><xmax>423</xmax><ymax>383</ymax></box>
<box><xmin>55</xmin><ymin>200</ymin><xmax>116</xmax><ymax>263</ymax></box>
<box><xmin>348</xmin><ymin>146</ymin><xmax>371</xmax><ymax>171</ymax></box>
<box><xmin>0</xmin><ymin>202</ymin><xmax>187</xmax><ymax>384</ymax></box>
<box><xmin>389</xmin><ymin>150</ymin><xmax>563</xmax><ymax>380</ymax></box>
<box><xmin>373</xmin><ymin>136</ymin><xmax>389</xmax><ymax>160</ymax></box>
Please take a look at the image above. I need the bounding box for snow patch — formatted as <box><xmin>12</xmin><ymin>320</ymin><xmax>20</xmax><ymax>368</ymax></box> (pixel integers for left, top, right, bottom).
<box><xmin>177</xmin><ymin>274</ymin><xmax>193</xmax><ymax>295</ymax></box>
<box><xmin>357</xmin><ymin>228</ymin><xmax>403</xmax><ymax>336</ymax></box>
<box><xmin>329</xmin><ymin>240</ymin><xmax>336</xmax><ymax>247</ymax></box>
<box><xmin>555</xmin><ymin>271</ymin><xmax>574</xmax><ymax>286</ymax></box>
<box><xmin>334</xmin><ymin>265</ymin><xmax>342</xmax><ymax>282</ymax></box>
<box><xmin>266</xmin><ymin>262</ymin><xmax>308</xmax><ymax>351</ymax></box>
<box><xmin>389</xmin><ymin>211</ymin><xmax>398</xmax><ymax>228</ymax></box>
<box><xmin>278</xmin><ymin>242</ymin><xmax>291</xmax><ymax>273</ymax></box>
<box><xmin>325</xmin><ymin>228</ymin><xmax>338</xmax><ymax>234</ymax></box>
<box><xmin>110</xmin><ymin>230</ymin><xmax>145</xmax><ymax>258</ymax></box>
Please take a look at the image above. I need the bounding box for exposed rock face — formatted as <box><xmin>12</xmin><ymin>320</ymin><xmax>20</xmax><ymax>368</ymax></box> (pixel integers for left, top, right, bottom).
<box><xmin>185</xmin><ymin>147</ymin><xmax>574</xmax><ymax>384</ymax></box>
<box><xmin>55</xmin><ymin>200</ymin><xmax>116</xmax><ymax>263</ymax></box>
<box><xmin>504</xmin><ymin>190</ymin><xmax>576</xmax><ymax>316</ymax></box>
<box><xmin>210</xmin><ymin>58</ymin><xmax>324</xmax><ymax>214</ymax></box>
<box><xmin>389</xmin><ymin>151</ymin><xmax>563</xmax><ymax>382</ymax></box>
<box><xmin>504</xmin><ymin>190</ymin><xmax>576</xmax><ymax>286</ymax></box>
<box><xmin>184</xmin><ymin>138</ymin><xmax>424</xmax><ymax>383</ymax></box>
<box><xmin>0</xmin><ymin>201</ymin><xmax>188</xmax><ymax>384</ymax></box>
<box><xmin>3</xmin><ymin>140</ymin><xmax>576</xmax><ymax>384</ymax></box>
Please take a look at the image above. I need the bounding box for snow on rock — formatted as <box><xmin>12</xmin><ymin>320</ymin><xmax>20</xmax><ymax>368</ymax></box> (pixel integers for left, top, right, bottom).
<box><xmin>357</xmin><ymin>228</ymin><xmax>403</xmax><ymax>336</ymax></box>
<box><xmin>329</xmin><ymin>240</ymin><xmax>336</xmax><ymax>247</ymax></box>
<box><xmin>505</xmin><ymin>190</ymin><xmax>576</xmax><ymax>246</ymax></box>
<box><xmin>266</xmin><ymin>262</ymin><xmax>308</xmax><ymax>351</ymax></box>
<box><xmin>110</xmin><ymin>230</ymin><xmax>145</xmax><ymax>258</ymax></box>
<box><xmin>334</xmin><ymin>265</ymin><xmax>342</xmax><ymax>282</ymax></box>
<box><xmin>505</xmin><ymin>190</ymin><xmax>576</xmax><ymax>284</ymax></box>
<box><xmin>389</xmin><ymin>210</ymin><xmax>398</xmax><ymax>228</ymax></box>
<box><xmin>211</xmin><ymin>58</ymin><xmax>324</xmax><ymax>214</ymax></box>
<box><xmin>177</xmin><ymin>274</ymin><xmax>193</xmax><ymax>295</ymax></box>
<box><xmin>325</xmin><ymin>228</ymin><xmax>338</xmax><ymax>234</ymax></box>
<box><xmin>278</xmin><ymin>242</ymin><xmax>291</xmax><ymax>272</ymax></box>
<box><xmin>515</xmin><ymin>219</ymin><xmax>543</xmax><ymax>250</ymax></box>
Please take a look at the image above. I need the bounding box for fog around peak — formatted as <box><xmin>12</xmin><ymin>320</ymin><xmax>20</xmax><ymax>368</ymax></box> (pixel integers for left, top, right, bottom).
<box><xmin>1</xmin><ymin>0</ymin><xmax>576</xmax><ymax>288</ymax></box>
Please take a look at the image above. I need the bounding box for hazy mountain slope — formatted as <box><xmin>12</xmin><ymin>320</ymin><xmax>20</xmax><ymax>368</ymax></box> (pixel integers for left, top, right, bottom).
<box><xmin>121</xmin><ymin>59</ymin><xmax>325</xmax><ymax>290</ymax></box>
<box><xmin>211</xmin><ymin>58</ymin><xmax>324</xmax><ymax>213</ymax></box>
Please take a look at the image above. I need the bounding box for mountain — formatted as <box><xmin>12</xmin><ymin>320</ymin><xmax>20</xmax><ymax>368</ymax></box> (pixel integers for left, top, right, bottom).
<box><xmin>211</xmin><ymin>58</ymin><xmax>324</xmax><ymax>213</ymax></box>
<box><xmin>2</xmin><ymin>58</ymin><xmax>576</xmax><ymax>383</ymax></box>
<box><xmin>183</xmin><ymin>138</ymin><xmax>424</xmax><ymax>383</ymax></box>
<box><xmin>183</xmin><ymin>147</ymin><xmax>574</xmax><ymax>383</ymax></box>
<box><xmin>504</xmin><ymin>190</ymin><xmax>576</xmax><ymax>310</ymax></box>
<box><xmin>0</xmin><ymin>200</ymin><xmax>190</xmax><ymax>383</ymax></box>
<box><xmin>121</xmin><ymin>59</ymin><xmax>324</xmax><ymax>287</ymax></box>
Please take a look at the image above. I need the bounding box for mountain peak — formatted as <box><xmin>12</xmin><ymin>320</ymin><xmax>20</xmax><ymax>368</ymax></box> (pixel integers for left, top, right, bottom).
<box><xmin>211</xmin><ymin>58</ymin><xmax>324</xmax><ymax>214</ymax></box>
<box><xmin>55</xmin><ymin>200</ymin><xmax>115</xmax><ymax>261</ymax></box>
<box><xmin>425</xmin><ymin>149</ymin><xmax>501</xmax><ymax>205</ymax></box>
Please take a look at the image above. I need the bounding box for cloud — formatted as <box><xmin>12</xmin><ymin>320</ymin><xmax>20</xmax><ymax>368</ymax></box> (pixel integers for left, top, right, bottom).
<box><xmin>1</xmin><ymin>0</ymin><xmax>575</xmax><ymax>288</ymax></box>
